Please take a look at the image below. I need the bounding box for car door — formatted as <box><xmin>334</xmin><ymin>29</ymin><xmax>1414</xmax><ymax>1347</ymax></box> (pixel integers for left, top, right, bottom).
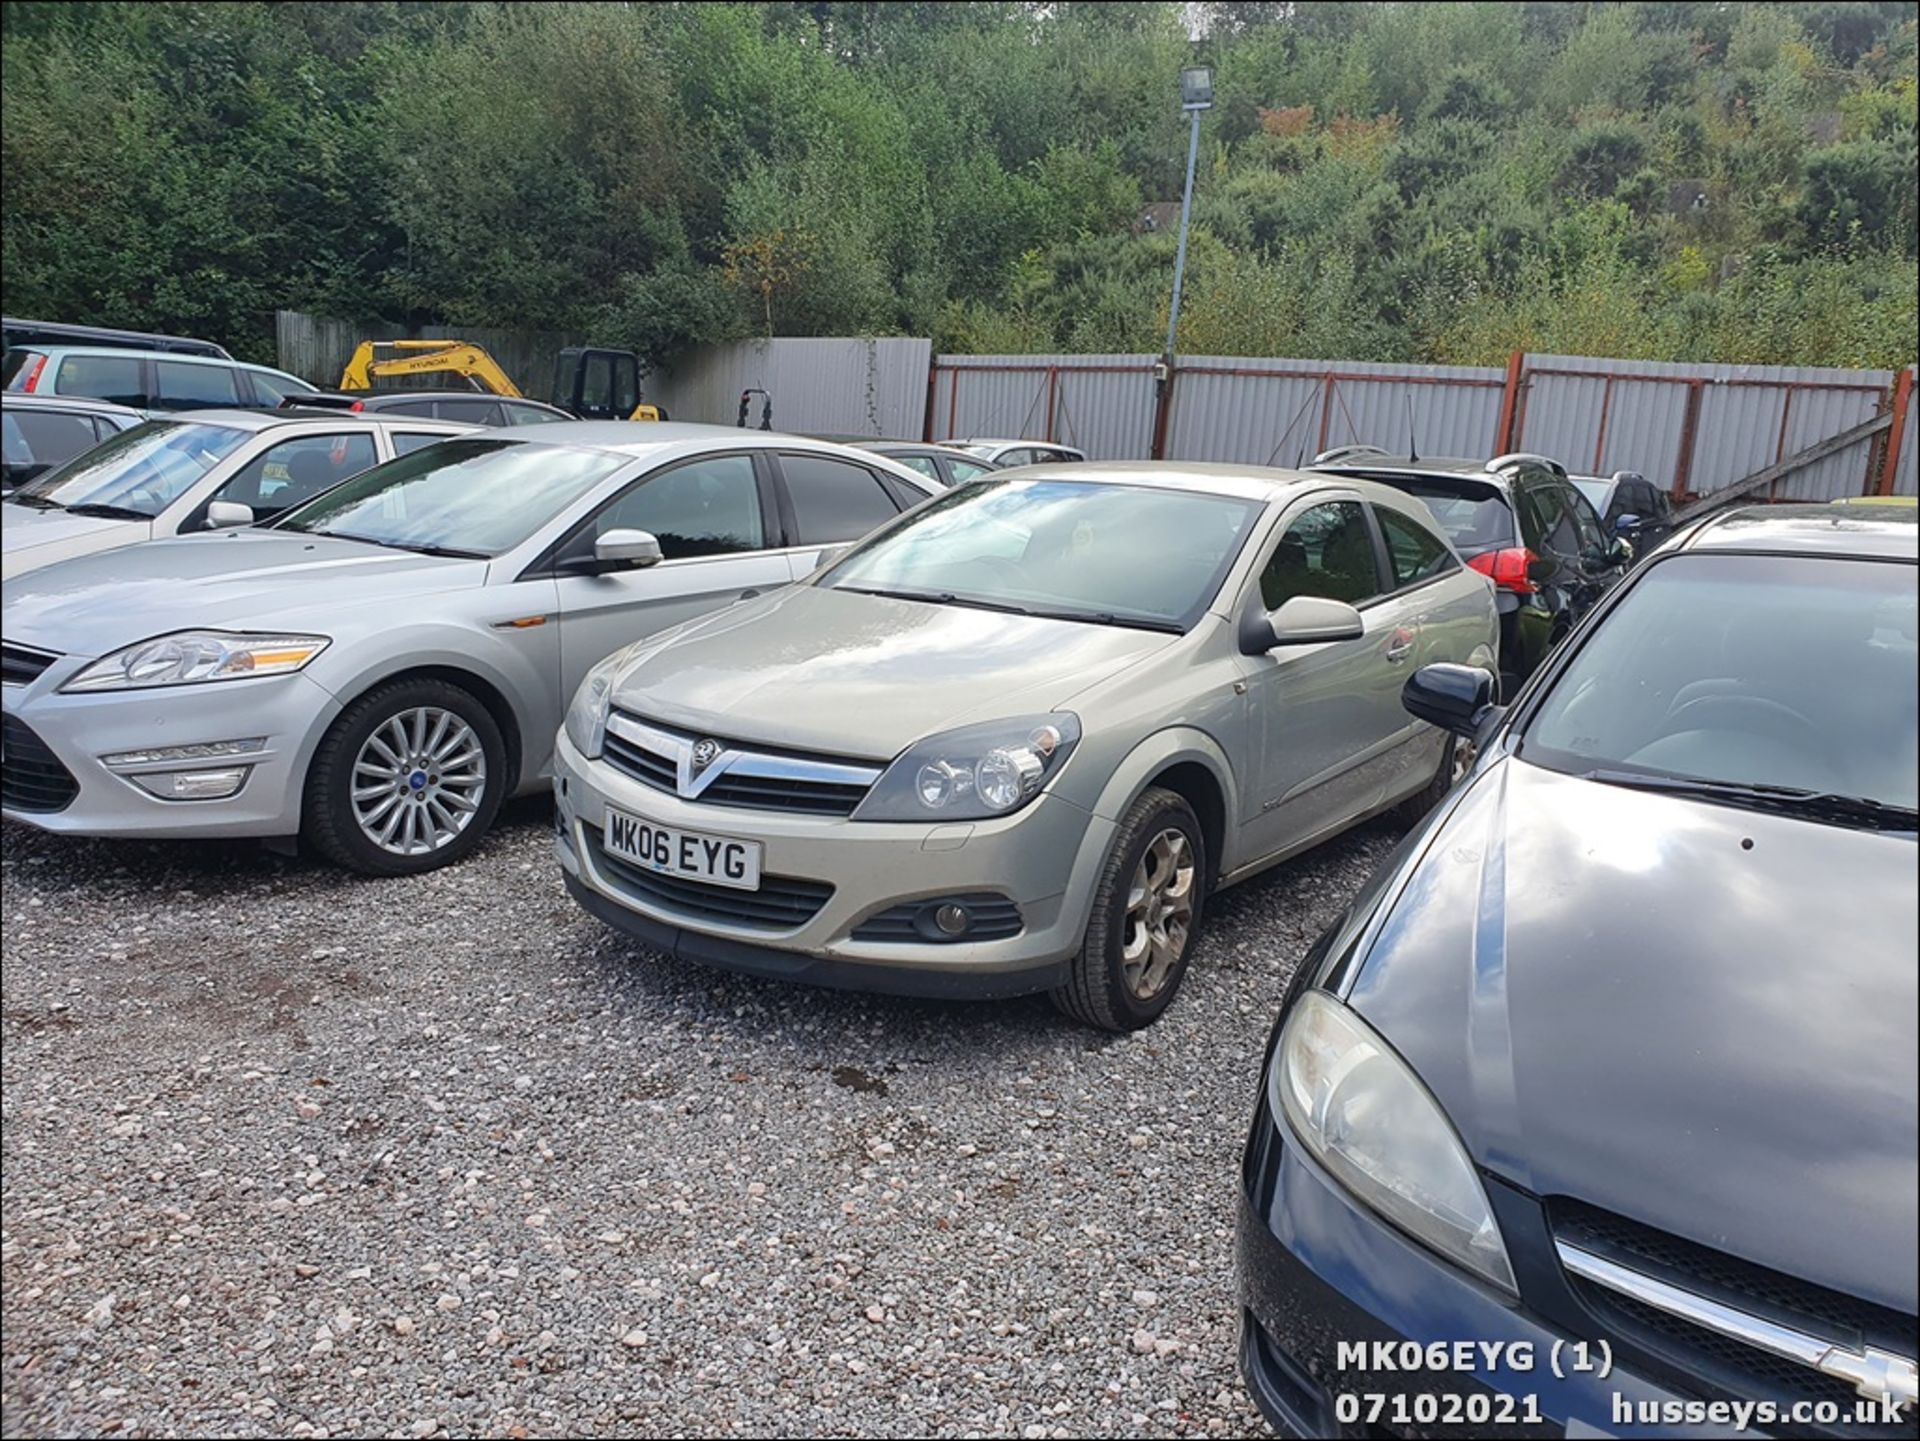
<box><xmin>1235</xmin><ymin>495</ymin><xmax>1407</xmax><ymax>863</ymax></box>
<box><xmin>1558</xmin><ymin>479</ymin><xmax>1623</xmax><ymax>618</ymax></box>
<box><xmin>547</xmin><ymin>450</ymin><xmax>790</xmax><ymax>696</ymax></box>
<box><xmin>153</xmin><ymin>359</ymin><xmax>244</xmax><ymax>413</ymax></box>
<box><xmin>772</xmin><ymin>451</ymin><xmax>912</xmax><ymax>575</ymax></box>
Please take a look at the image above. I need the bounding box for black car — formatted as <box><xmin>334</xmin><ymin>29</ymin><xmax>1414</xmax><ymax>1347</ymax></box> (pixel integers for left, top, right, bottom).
<box><xmin>1238</xmin><ymin>504</ymin><xmax>1917</xmax><ymax>1438</ymax></box>
<box><xmin>1313</xmin><ymin>447</ymin><xmax>1630</xmax><ymax>696</ymax></box>
<box><xmin>282</xmin><ymin>391</ymin><xmax>575</xmax><ymax>426</ymax></box>
<box><xmin>1575</xmin><ymin>469</ymin><xmax>1676</xmax><ymax>559</ymax></box>
<box><xmin>806</xmin><ymin>436</ymin><xmax>999</xmax><ymax>488</ymax></box>
<box><xmin>1</xmin><ymin>393</ymin><xmax>142</xmax><ymax>493</ymax></box>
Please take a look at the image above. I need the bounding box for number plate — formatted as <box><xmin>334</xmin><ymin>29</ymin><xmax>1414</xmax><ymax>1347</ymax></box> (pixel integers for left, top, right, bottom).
<box><xmin>602</xmin><ymin>806</ymin><xmax>762</xmax><ymax>891</ymax></box>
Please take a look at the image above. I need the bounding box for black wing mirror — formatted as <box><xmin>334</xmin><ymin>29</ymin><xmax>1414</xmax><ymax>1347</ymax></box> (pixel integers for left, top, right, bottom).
<box><xmin>1403</xmin><ymin>663</ymin><xmax>1498</xmax><ymax>736</ymax></box>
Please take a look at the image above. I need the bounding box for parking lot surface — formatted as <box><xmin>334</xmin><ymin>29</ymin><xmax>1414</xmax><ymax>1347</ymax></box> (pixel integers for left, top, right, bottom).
<box><xmin>1</xmin><ymin>803</ymin><xmax>1404</xmax><ymax>1439</ymax></box>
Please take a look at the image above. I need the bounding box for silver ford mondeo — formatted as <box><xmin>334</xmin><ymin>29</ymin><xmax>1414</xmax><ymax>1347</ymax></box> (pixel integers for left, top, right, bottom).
<box><xmin>1</xmin><ymin>424</ymin><xmax>939</xmax><ymax>870</ymax></box>
<box><xmin>556</xmin><ymin>464</ymin><xmax>1500</xmax><ymax>1029</ymax></box>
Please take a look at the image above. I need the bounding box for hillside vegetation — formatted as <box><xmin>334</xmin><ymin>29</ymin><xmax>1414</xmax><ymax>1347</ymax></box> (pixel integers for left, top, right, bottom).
<box><xmin>3</xmin><ymin>1</ymin><xmax>1914</xmax><ymax>370</ymax></box>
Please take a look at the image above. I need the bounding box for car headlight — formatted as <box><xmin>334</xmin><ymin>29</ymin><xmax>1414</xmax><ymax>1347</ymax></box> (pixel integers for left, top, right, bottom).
<box><xmin>853</xmin><ymin>713</ymin><xmax>1081</xmax><ymax>822</ymax></box>
<box><xmin>61</xmin><ymin>631</ymin><xmax>330</xmax><ymax>693</ymax></box>
<box><xmin>1271</xmin><ymin>990</ymin><xmax>1516</xmax><ymax>1296</ymax></box>
<box><xmin>564</xmin><ymin>651</ymin><xmax>624</xmax><ymax>760</ymax></box>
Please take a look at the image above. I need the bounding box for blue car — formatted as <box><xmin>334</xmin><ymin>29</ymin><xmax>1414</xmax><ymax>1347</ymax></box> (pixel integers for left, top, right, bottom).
<box><xmin>1238</xmin><ymin>505</ymin><xmax>1917</xmax><ymax>1437</ymax></box>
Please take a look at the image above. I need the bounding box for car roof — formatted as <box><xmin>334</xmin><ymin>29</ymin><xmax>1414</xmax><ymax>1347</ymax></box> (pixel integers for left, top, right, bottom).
<box><xmin>474</xmin><ymin>421</ymin><xmax>958</xmax><ymax>461</ymax></box>
<box><xmin>22</xmin><ymin>345</ymin><xmax>299</xmax><ymax>376</ymax></box>
<box><xmin>1683</xmin><ymin>504</ymin><xmax>1917</xmax><ymax>561</ymax></box>
<box><xmin>950</xmin><ymin>437</ymin><xmax>1079</xmax><ymax>449</ymax></box>
<box><xmin>1</xmin><ymin>393</ymin><xmax>144</xmax><ymax>417</ymax></box>
<box><xmin>134</xmin><ymin>408</ymin><xmax>475</xmax><ymax>433</ymax></box>
<box><xmin>982</xmin><ymin>459</ymin><xmax>1431</xmax><ymax>506</ymax></box>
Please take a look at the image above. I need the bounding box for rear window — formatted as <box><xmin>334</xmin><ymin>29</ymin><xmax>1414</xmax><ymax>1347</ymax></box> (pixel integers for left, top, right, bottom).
<box><xmin>1363</xmin><ymin>476</ymin><xmax>1514</xmax><ymax>556</ymax></box>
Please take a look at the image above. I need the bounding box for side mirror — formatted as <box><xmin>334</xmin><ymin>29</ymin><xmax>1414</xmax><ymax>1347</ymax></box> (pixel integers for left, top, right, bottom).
<box><xmin>595</xmin><ymin>528</ymin><xmax>664</xmax><ymax>569</ymax></box>
<box><xmin>1608</xmin><ymin>536</ymin><xmax>1634</xmax><ymax>566</ymax></box>
<box><xmin>206</xmin><ymin>500</ymin><xmax>254</xmax><ymax>529</ymax></box>
<box><xmin>1240</xmin><ymin>594</ymin><xmax>1366</xmax><ymax>654</ymax></box>
<box><xmin>1614</xmin><ymin>512</ymin><xmax>1641</xmax><ymax>533</ymax></box>
<box><xmin>1403</xmin><ymin>663</ymin><xmax>1497</xmax><ymax>736</ymax></box>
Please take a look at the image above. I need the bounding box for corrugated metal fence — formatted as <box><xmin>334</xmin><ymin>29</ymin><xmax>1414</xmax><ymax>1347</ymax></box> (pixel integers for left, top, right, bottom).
<box><xmin>278</xmin><ymin>310</ymin><xmax>1915</xmax><ymax>499</ymax></box>
<box><xmin>927</xmin><ymin>349</ymin><xmax>1917</xmax><ymax>500</ymax></box>
<box><xmin>647</xmin><ymin>337</ymin><xmax>931</xmax><ymax>436</ymax></box>
<box><xmin>275</xmin><ymin>311</ymin><xmax>587</xmax><ymax>402</ymax></box>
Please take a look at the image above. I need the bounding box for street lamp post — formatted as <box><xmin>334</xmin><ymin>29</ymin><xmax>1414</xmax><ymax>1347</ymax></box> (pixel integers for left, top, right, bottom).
<box><xmin>1163</xmin><ymin>65</ymin><xmax>1213</xmax><ymax>362</ymax></box>
<box><xmin>1151</xmin><ymin>64</ymin><xmax>1212</xmax><ymax>460</ymax></box>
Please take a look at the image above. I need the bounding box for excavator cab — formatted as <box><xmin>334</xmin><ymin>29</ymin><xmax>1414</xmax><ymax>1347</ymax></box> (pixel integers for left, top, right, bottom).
<box><xmin>553</xmin><ymin>347</ymin><xmax>665</xmax><ymax>422</ymax></box>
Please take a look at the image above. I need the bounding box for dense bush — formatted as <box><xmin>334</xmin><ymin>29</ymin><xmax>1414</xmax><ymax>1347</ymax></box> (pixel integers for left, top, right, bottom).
<box><xmin>1</xmin><ymin>1</ymin><xmax>1914</xmax><ymax>370</ymax></box>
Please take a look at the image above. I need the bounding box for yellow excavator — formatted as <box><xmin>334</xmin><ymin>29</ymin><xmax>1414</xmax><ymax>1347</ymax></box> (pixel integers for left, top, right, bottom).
<box><xmin>338</xmin><ymin>340</ymin><xmax>665</xmax><ymax>420</ymax></box>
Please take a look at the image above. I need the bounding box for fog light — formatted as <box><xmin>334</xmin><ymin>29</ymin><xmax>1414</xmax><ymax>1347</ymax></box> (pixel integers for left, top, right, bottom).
<box><xmin>933</xmin><ymin>903</ymin><xmax>970</xmax><ymax>937</ymax></box>
<box><xmin>101</xmin><ymin>738</ymin><xmax>266</xmax><ymax>768</ymax></box>
<box><xmin>130</xmin><ymin>767</ymin><xmax>249</xmax><ymax>801</ymax></box>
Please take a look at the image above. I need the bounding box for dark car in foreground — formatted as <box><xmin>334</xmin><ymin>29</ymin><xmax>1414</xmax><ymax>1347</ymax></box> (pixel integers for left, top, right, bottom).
<box><xmin>1238</xmin><ymin>505</ymin><xmax>1917</xmax><ymax>1437</ymax></box>
<box><xmin>1313</xmin><ymin>447</ymin><xmax>1630</xmax><ymax>695</ymax></box>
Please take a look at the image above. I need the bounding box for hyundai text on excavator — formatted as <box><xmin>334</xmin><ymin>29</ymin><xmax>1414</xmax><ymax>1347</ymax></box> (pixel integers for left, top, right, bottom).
<box><xmin>336</xmin><ymin>340</ymin><xmax>665</xmax><ymax>420</ymax></box>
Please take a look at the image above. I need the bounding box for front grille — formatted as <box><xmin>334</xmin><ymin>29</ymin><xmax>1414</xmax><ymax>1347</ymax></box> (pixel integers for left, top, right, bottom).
<box><xmin>852</xmin><ymin>894</ymin><xmax>1023</xmax><ymax>943</ymax></box>
<box><xmin>1</xmin><ymin>715</ymin><xmax>78</xmax><ymax>812</ymax></box>
<box><xmin>586</xmin><ymin>832</ymin><xmax>832</xmax><ymax>932</ymax></box>
<box><xmin>602</xmin><ymin>711</ymin><xmax>879</xmax><ymax>818</ymax></box>
<box><xmin>1</xmin><ymin>643</ymin><xmax>58</xmax><ymax>687</ymax></box>
<box><xmin>1553</xmin><ymin>1200</ymin><xmax>1915</xmax><ymax>1429</ymax></box>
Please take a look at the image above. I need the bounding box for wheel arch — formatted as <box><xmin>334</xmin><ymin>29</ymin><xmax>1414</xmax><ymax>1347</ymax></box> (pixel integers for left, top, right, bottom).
<box><xmin>1086</xmin><ymin>728</ymin><xmax>1238</xmax><ymax>884</ymax></box>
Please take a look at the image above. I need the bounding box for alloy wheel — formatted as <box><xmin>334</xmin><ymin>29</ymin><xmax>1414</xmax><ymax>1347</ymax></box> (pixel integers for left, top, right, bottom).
<box><xmin>350</xmin><ymin>706</ymin><xmax>487</xmax><ymax>857</ymax></box>
<box><xmin>1119</xmin><ymin>828</ymin><xmax>1196</xmax><ymax>1000</ymax></box>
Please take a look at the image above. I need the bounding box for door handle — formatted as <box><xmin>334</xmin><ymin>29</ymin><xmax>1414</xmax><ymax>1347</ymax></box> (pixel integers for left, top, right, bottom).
<box><xmin>738</xmin><ymin>589</ymin><xmax>761</xmax><ymax>600</ymax></box>
<box><xmin>1383</xmin><ymin>627</ymin><xmax>1415</xmax><ymax>664</ymax></box>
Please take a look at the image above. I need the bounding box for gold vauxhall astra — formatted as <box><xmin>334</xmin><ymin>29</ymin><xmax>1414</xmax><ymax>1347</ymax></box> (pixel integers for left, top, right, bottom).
<box><xmin>556</xmin><ymin>462</ymin><xmax>1499</xmax><ymax>1030</ymax></box>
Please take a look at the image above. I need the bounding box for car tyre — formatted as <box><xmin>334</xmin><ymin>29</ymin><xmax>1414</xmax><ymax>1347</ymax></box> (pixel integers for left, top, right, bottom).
<box><xmin>303</xmin><ymin>676</ymin><xmax>506</xmax><ymax>876</ymax></box>
<box><xmin>1392</xmin><ymin>732</ymin><xmax>1463</xmax><ymax>825</ymax></box>
<box><xmin>1051</xmin><ymin>786</ymin><xmax>1208</xmax><ymax>1032</ymax></box>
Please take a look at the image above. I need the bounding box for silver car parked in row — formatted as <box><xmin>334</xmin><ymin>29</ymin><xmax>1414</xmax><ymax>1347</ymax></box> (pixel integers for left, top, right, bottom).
<box><xmin>555</xmin><ymin>464</ymin><xmax>1499</xmax><ymax>1030</ymax></box>
<box><xmin>1</xmin><ymin>409</ymin><xmax>474</xmax><ymax>580</ymax></box>
<box><xmin>1</xmin><ymin>424</ymin><xmax>942</xmax><ymax>871</ymax></box>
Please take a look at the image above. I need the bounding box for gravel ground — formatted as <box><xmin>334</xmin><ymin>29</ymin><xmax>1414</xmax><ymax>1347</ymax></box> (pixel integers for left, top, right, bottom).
<box><xmin>1</xmin><ymin>799</ymin><xmax>1404</xmax><ymax>1439</ymax></box>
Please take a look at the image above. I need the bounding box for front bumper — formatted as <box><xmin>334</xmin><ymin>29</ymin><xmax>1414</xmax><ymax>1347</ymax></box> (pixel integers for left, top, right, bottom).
<box><xmin>1237</xmin><ymin>1081</ymin><xmax>1727</xmax><ymax>1438</ymax></box>
<box><xmin>0</xmin><ymin>665</ymin><xmax>339</xmax><ymax>839</ymax></box>
<box><xmin>552</xmin><ymin>727</ymin><xmax>1114</xmax><ymax>998</ymax></box>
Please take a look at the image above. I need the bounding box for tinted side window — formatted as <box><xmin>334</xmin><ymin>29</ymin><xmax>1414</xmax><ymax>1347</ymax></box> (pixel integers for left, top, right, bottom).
<box><xmin>781</xmin><ymin>454</ymin><xmax>903</xmax><ymax>544</ymax></box>
<box><xmin>380</xmin><ymin>399</ymin><xmax>440</xmax><ymax>418</ymax></box>
<box><xmin>876</xmin><ymin>472</ymin><xmax>929</xmax><ymax>508</ymax></box>
<box><xmin>1259</xmin><ymin>500</ymin><xmax>1382</xmax><ymax>609</ymax></box>
<box><xmin>213</xmin><ymin>432</ymin><xmax>378</xmax><ymax>517</ymax></box>
<box><xmin>53</xmin><ymin>354</ymin><xmax>145</xmax><ymax>407</ymax></box>
<box><xmin>502</xmin><ymin>402</ymin><xmax>567</xmax><ymax>425</ymax></box>
<box><xmin>1563</xmin><ymin>484</ymin><xmax>1606</xmax><ymax>554</ymax></box>
<box><xmin>155</xmin><ymin>360</ymin><xmax>242</xmax><ymax>410</ymax></box>
<box><xmin>1376</xmin><ymin>505</ymin><xmax>1456</xmax><ymax>588</ymax></box>
<box><xmin>1517</xmin><ymin>479</ymin><xmax>1574</xmax><ymax>556</ymax></box>
<box><xmin>594</xmin><ymin>454</ymin><xmax>764</xmax><ymax>559</ymax></box>
<box><xmin>435</xmin><ymin>398</ymin><xmax>506</xmax><ymax>426</ymax></box>
<box><xmin>391</xmin><ymin>431</ymin><xmax>448</xmax><ymax>457</ymax></box>
<box><xmin>6</xmin><ymin>410</ymin><xmax>101</xmax><ymax>468</ymax></box>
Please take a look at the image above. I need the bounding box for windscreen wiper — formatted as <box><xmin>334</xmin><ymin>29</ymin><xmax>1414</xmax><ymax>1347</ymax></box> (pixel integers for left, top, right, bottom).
<box><xmin>1587</xmin><ymin>770</ymin><xmax>1918</xmax><ymax>832</ymax></box>
<box><xmin>834</xmin><ymin>585</ymin><xmax>1034</xmax><ymax>616</ymax></box>
<box><xmin>4</xmin><ymin>493</ymin><xmax>62</xmax><ymax>510</ymax></box>
<box><xmin>63</xmin><ymin>502</ymin><xmax>153</xmax><ymax>520</ymax></box>
<box><xmin>307</xmin><ymin>531</ymin><xmax>488</xmax><ymax>560</ymax></box>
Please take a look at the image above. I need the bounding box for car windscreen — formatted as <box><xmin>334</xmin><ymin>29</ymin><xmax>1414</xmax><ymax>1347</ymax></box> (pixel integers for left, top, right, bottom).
<box><xmin>821</xmin><ymin>477</ymin><xmax>1264</xmax><ymax>632</ymax></box>
<box><xmin>273</xmin><ymin>436</ymin><xmax>627</xmax><ymax>557</ymax></box>
<box><xmin>6</xmin><ymin>419</ymin><xmax>249</xmax><ymax>516</ymax></box>
<box><xmin>1358</xmin><ymin>475</ymin><xmax>1515</xmax><ymax>556</ymax></box>
<box><xmin>1522</xmin><ymin>551</ymin><xmax>1918</xmax><ymax>812</ymax></box>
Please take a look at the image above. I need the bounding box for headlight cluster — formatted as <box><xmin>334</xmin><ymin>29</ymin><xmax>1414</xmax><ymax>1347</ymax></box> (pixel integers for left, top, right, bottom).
<box><xmin>1273</xmin><ymin>990</ymin><xmax>1516</xmax><ymax>1295</ymax></box>
<box><xmin>563</xmin><ymin>650</ymin><xmax>624</xmax><ymax>760</ymax></box>
<box><xmin>62</xmin><ymin>631</ymin><xmax>329</xmax><ymax>692</ymax></box>
<box><xmin>854</xmin><ymin>713</ymin><xmax>1080</xmax><ymax>822</ymax></box>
